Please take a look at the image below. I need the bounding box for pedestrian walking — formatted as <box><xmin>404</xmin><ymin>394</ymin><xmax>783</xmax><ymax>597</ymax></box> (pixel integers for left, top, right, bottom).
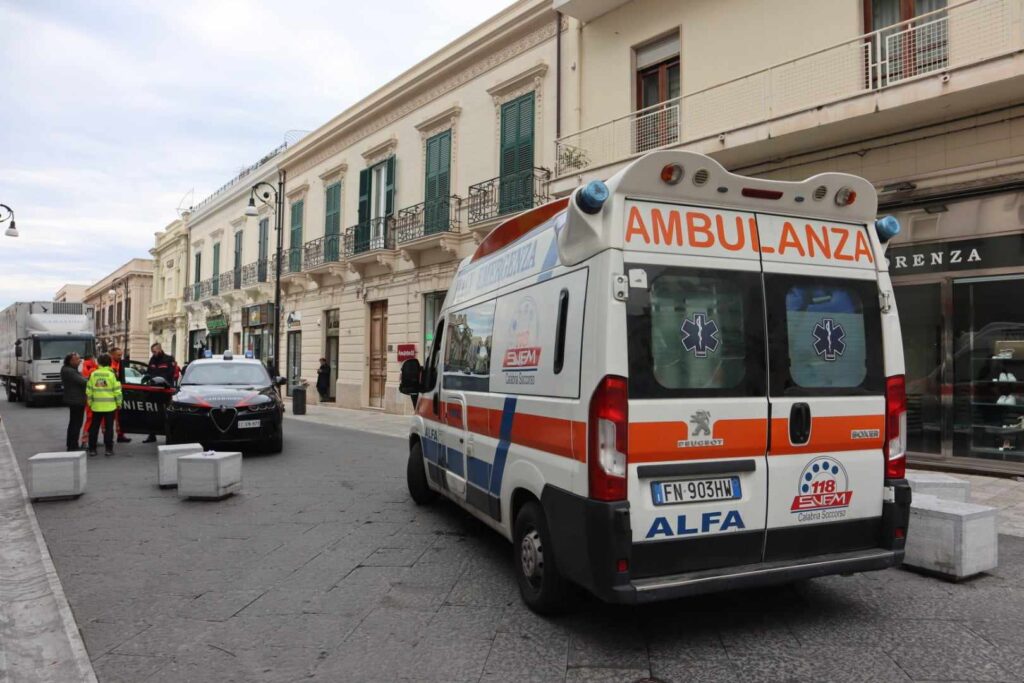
<box><xmin>79</xmin><ymin>353</ymin><xmax>98</xmax><ymax>448</ymax></box>
<box><xmin>85</xmin><ymin>353</ymin><xmax>122</xmax><ymax>457</ymax></box>
<box><xmin>316</xmin><ymin>357</ymin><xmax>331</xmax><ymax>402</ymax></box>
<box><xmin>143</xmin><ymin>342</ymin><xmax>178</xmax><ymax>443</ymax></box>
<box><xmin>61</xmin><ymin>352</ymin><xmax>87</xmax><ymax>451</ymax></box>
<box><xmin>109</xmin><ymin>347</ymin><xmax>131</xmax><ymax>443</ymax></box>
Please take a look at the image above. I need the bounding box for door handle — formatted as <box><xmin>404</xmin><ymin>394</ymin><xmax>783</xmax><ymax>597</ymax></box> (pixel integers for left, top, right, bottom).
<box><xmin>789</xmin><ymin>403</ymin><xmax>811</xmax><ymax>445</ymax></box>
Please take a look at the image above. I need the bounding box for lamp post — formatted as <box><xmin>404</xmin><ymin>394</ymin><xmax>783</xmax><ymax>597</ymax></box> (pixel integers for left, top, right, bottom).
<box><xmin>246</xmin><ymin>175</ymin><xmax>285</xmax><ymax>377</ymax></box>
<box><xmin>108</xmin><ymin>276</ymin><xmax>130</xmax><ymax>363</ymax></box>
<box><xmin>1</xmin><ymin>204</ymin><xmax>17</xmax><ymax>237</ymax></box>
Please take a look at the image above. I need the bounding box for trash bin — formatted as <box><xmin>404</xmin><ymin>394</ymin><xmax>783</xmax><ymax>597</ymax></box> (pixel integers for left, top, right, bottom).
<box><xmin>291</xmin><ymin>384</ymin><xmax>307</xmax><ymax>415</ymax></box>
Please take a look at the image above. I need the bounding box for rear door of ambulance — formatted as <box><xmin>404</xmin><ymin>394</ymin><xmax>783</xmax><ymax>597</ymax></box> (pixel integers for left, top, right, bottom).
<box><xmin>757</xmin><ymin>214</ymin><xmax>887</xmax><ymax>560</ymax></box>
<box><xmin>623</xmin><ymin>201</ymin><xmax>770</xmax><ymax>578</ymax></box>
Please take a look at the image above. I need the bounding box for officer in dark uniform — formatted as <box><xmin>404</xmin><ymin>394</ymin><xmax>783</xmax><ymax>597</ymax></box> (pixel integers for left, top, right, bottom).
<box><xmin>143</xmin><ymin>342</ymin><xmax>179</xmax><ymax>443</ymax></box>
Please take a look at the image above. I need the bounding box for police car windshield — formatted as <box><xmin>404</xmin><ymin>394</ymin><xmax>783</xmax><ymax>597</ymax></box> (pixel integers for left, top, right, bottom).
<box><xmin>181</xmin><ymin>362</ymin><xmax>270</xmax><ymax>386</ymax></box>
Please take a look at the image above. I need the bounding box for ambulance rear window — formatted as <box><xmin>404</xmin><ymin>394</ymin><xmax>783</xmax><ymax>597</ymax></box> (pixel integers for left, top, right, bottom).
<box><xmin>626</xmin><ymin>265</ymin><xmax>766</xmax><ymax>398</ymax></box>
<box><xmin>765</xmin><ymin>275</ymin><xmax>883</xmax><ymax>395</ymax></box>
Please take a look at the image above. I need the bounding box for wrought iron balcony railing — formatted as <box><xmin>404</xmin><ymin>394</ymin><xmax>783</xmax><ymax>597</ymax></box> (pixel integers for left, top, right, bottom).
<box><xmin>280</xmin><ymin>247</ymin><xmax>303</xmax><ymax>274</ymax></box>
<box><xmin>199</xmin><ymin>278</ymin><xmax>214</xmax><ymax>300</ymax></box>
<box><xmin>241</xmin><ymin>259</ymin><xmax>275</xmax><ymax>286</ymax></box>
<box><xmin>183</xmin><ymin>285</ymin><xmax>194</xmax><ymax>303</ymax></box>
<box><xmin>219</xmin><ymin>271</ymin><xmax>238</xmax><ymax>293</ymax></box>
<box><xmin>394</xmin><ymin>196</ymin><xmax>461</xmax><ymax>244</ymax></box>
<box><xmin>344</xmin><ymin>217</ymin><xmax>394</xmax><ymax>257</ymax></box>
<box><xmin>554</xmin><ymin>0</ymin><xmax>1021</xmax><ymax>176</ymax></box>
<box><xmin>303</xmin><ymin>233</ymin><xmax>343</xmax><ymax>270</ymax></box>
<box><xmin>467</xmin><ymin>168</ymin><xmax>550</xmax><ymax>225</ymax></box>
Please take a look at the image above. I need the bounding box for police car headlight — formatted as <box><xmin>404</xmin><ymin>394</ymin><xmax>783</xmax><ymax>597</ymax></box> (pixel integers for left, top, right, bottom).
<box><xmin>167</xmin><ymin>402</ymin><xmax>202</xmax><ymax>415</ymax></box>
<box><xmin>243</xmin><ymin>401</ymin><xmax>276</xmax><ymax>413</ymax></box>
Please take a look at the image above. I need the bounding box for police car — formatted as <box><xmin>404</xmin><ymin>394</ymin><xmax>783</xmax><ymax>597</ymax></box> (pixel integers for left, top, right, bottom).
<box><xmin>166</xmin><ymin>352</ymin><xmax>285</xmax><ymax>453</ymax></box>
<box><xmin>399</xmin><ymin>151</ymin><xmax>911</xmax><ymax>613</ymax></box>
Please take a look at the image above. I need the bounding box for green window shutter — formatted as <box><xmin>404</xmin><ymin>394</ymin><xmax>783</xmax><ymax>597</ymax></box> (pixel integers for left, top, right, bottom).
<box><xmin>384</xmin><ymin>156</ymin><xmax>396</xmax><ymax>217</ymax></box>
<box><xmin>194</xmin><ymin>253</ymin><xmax>201</xmax><ymax>283</ymax></box>
<box><xmin>233</xmin><ymin>231</ymin><xmax>243</xmax><ymax>270</ymax></box>
<box><xmin>500</xmin><ymin>98</ymin><xmax>520</xmax><ymax>179</ymax></box>
<box><xmin>424</xmin><ymin>131</ymin><xmax>451</xmax><ymax>234</ymax></box>
<box><xmin>324</xmin><ymin>183</ymin><xmax>341</xmax><ymax>236</ymax></box>
<box><xmin>290</xmin><ymin>200</ymin><xmax>303</xmax><ymax>272</ymax></box>
<box><xmin>212</xmin><ymin>243</ymin><xmax>220</xmax><ymax>276</ymax></box>
<box><xmin>357</xmin><ymin>168</ymin><xmax>371</xmax><ymax>249</ymax></box>
<box><xmin>499</xmin><ymin>92</ymin><xmax>534</xmax><ymax>214</ymax></box>
<box><xmin>258</xmin><ymin>218</ymin><xmax>268</xmax><ymax>260</ymax></box>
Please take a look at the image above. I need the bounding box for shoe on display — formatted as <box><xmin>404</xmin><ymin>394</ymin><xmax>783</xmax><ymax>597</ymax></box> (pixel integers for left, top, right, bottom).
<box><xmin>999</xmin><ymin>372</ymin><xmax>1009</xmax><ymax>382</ymax></box>
<box><xmin>997</xmin><ymin>395</ymin><xmax>1008</xmax><ymax>405</ymax></box>
<box><xmin>1007</xmin><ymin>395</ymin><xmax>1018</xmax><ymax>406</ymax></box>
<box><xmin>1008</xmin><ymin>373</ymin><xmax>1018</xmax><ymax>382</ymax></box>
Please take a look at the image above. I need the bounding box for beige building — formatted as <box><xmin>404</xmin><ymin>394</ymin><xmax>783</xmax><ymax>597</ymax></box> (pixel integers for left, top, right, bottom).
<box><xmin>84</xmin><ymin>258</ymin><xmax>153</xmax><ymax>361</ymax></box>
<box><xmin>171</xmin><ymin>0</ymin><xmax>1024</xmax><ymax>473</ymax></box>
<box><xmin>54</xmin><ymin>284</ymin><xmax>88</xmax><ymax>303</ymax></box>
<box><xmin>147</xmin><ymin>217</ymin><xmax>190</xmax><ymax>362</ymax></box>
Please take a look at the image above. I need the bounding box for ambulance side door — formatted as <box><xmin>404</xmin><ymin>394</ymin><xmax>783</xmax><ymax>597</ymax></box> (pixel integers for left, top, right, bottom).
<box><xmin>758</xmin><ymin>214</ymin><xmax>887</xmax><ymax>561</ymax></box>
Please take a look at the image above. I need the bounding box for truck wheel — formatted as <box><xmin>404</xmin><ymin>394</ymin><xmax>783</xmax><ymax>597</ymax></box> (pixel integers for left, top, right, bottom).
<box><xmin>407</xmin><ymin>442</ymin><xmax>437</xmax><ymax>505</ymax></box>
<box><xmin>21</xmin><ymin>384</ymin><xmax>35</xmax><ymax>407</ymax></box>
<box><xmin>6</xmin><ymin>383</ymin><xmax>17</xmax><ymax>402</ymax></box>
<box><xmin>513</xmin><ymin>500</ymin><xmax>568</xmax><ymax>615</ymax></box>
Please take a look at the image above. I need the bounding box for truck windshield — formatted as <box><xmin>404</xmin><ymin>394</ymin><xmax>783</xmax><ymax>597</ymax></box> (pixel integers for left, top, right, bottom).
<box><xmin>33</xmin><ymin>338</ymin><xmax>95</xmax><ymax>360</ymax></box>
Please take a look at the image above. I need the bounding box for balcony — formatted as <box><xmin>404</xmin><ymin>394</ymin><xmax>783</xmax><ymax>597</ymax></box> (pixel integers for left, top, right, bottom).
<box><xmin>280</xmin><ymin>248</ymin><xmax>304</xmax><ymax>276</ymax></box>
<box><xmin>183</xmin><ymin>285</ymin><xmax>195</xmax><ymax>303</ymax></box>
<box><xmin>393</xmin><ymin>196</ymin><xmax>465</xmax><ymax>262</ymax></box>
<box><xmin>554</xmin><ymin>0</ymin><xmax>1024</xmax><ymax>181</ymax></box>
<box><xmin>241</xmin><ymin>259</ymin><xmax>275</xmax><ymax>288</ymax></box>
<box><xmin>218</xmin><ymin>270</ymin><xmax>242</xmax><ymax>297</ymax></box>
<box><xmin>344</xmin><ymin>217</ymin><xmax>396</xmax><ymax>274</ymax></box>
<box><xmin>199</xmin><ymin>278</ymin><xmax>214</xmax><ymax>300</ymax></box>
<box><xmin>303</xmin><ymin>234</ymin><xmax>344</xmax><ymax>270</ymax></box>
<box><xmin>467</xmin><ymin>168</ymin><xmax>551</xmax><ymax>229</ymax></box>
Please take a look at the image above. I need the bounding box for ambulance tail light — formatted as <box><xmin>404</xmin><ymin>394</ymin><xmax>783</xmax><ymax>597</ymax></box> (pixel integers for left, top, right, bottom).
<box><xmin>884</xmin><ymin>375</ymin><xmax>907</xmax><ymax>480</ymax></box>
<box><xmin>835</xmin><ymin>186</ymin><xmax>858</xmax><ymax>206</ymax></box>
<box><xmin>660</xmin><ymin>163</ymin><xmax>683</xmax><ymax>185</ymax></box>
<box><xmin>589</xmin><ymin>375</ymin><xmax>628</xmax><ymax>501</ymax></box>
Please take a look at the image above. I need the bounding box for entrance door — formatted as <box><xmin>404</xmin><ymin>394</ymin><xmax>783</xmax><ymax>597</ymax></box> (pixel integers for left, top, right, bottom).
<box><xmin>286</xmin><ymin>331</ymin><xmax>302</xmax><ymax>397</ymax></box>
<box><xmin>893</xmin><ymin>283</ymin><xmax>943</xmax><ymax>455</ymax></box>
<box><xmin>759</xmin><ymin>215</ymin><xmax>887</xmax><ymax>562</ymax></box>
<box><xmin>326</xmin><ymin>336</ymin><xmax>339</xmax><ymax>400</ymax></box>
<box><xmin>369</xmin><ymin>301</ymin><xmax>388</xmax><ymax>407</ymax></box>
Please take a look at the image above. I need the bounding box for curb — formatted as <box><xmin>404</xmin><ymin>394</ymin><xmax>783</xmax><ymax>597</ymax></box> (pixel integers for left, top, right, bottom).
<box><xmin>0</xmin><ymin>418</ymin><xmax>97</xmax><ymax>683</ymax></box>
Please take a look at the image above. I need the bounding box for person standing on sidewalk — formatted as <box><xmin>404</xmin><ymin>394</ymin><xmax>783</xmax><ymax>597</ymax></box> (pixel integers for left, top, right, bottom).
<box><xmin>316</xmin><ymin>357</ymin><xmax>331</xmax><ymax>402</ymax></box>
<box><xmin>61</xmin><ymin>353</ymin><xmax>87</xmax><ymax>452</ymax></box>
<box><xmin>108</xmin><ymin>347</ymin><xmax>131</xmax><ymax>443</ymax></box>
<box><xmin>143</xmin><ymin>342</ymin><xmax>178</xmax><ymax>443</ymax></box>
<box><xmin>79</xmin><ymin>353</ymin><xmax>98</xmax><ymax>448</ymax></box>
<box><xmin>85</xmin><ymin>354</ymin><xmax>122</xmax><ymax>457</ymax></box>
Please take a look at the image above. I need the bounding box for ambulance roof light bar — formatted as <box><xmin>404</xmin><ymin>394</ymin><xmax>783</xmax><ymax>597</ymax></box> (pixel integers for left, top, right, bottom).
<box><xmin>875</xmin><ymin>215</ymin><xmax>900</xmax><ymax>243</ymax></box>
<box><xmin>575</xmin><ymin>180</ymin><xmax>609</xmax><ymax>214</ymax></box>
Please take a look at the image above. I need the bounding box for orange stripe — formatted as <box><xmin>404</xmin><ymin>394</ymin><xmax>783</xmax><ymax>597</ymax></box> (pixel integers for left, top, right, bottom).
<box><xmin>471</xmin><ymin>198</ymin><xmax>570</xmax><ymax>262</ymax></box>
<box><xmin>630</xmin><ymin>418</ymin><xmax>767</xmax><ymax>463</ymax></box>
<box><xmin>769</xmin><ymin>415</ymin><xmax>884</xmax><ymax>455</ymax></box>
<box><xmin>510</xmin><ymin>412</ymin><xmax>586</xmax><ymax>462</ymax></box>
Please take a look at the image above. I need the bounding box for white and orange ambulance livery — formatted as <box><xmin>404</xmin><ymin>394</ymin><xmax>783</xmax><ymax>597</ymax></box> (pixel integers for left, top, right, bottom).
<box><xmin>399</xmin><ymin>151</ymin><xmax>911</xmax><ymax>613</ymax></box>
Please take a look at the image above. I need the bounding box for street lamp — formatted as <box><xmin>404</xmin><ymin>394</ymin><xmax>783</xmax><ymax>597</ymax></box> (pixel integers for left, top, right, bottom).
<box><xmin>1</xmin><ymin>204</ymin><xmax>17</xmax><ymax>237</ymax></box>
<box><xmin>246</xmin><ymin>177</ymin><xmax>284</xmax><ymax>377</ymax></box>
<box><xmin>108</xmin><ymin>276</ymin><xmax>130</xmax><ymax>364</ymax></box>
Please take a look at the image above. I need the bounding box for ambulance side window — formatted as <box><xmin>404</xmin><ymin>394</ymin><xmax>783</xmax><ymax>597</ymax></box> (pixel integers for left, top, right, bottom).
<box><xmin>625</xmin><ymin>265</ymin><xmax>766</xmax><ymax>398</ymax></box>
<box><xmin>765</xmin><ymin>275</ymin><xmax>883</xmax><ymax>395</ymax></box>
<box><xmin>443</xmin><ymin>301</ymin><xmax>495</xmax><ymax>392</ymax></box>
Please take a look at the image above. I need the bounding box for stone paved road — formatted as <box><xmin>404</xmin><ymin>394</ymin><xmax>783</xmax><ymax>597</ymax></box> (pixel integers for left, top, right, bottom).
<box><xmin>4</xmin><ymin>398</ymin><xmax>1024</xmax><ymax>683</ymax></box>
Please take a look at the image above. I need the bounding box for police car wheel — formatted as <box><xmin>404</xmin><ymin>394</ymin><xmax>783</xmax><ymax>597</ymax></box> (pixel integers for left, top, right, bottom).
<box><xmin>513</xmin><ymin>501</ymin><xmax>567</xmax><ymax>614</ymax></box>
<box><xmin>407</xmin><ymin>442</ymin><xmax>437</xmax><ymax>505</ymax></box>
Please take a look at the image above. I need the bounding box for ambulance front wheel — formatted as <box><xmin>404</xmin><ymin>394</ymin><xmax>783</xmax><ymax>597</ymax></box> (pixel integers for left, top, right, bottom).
<box><xmin>513</xmin><ymin>501</ymin><xmax>568</xmax><ymax>615</ymax></box>
<box><xmin>407</xmin><ymin>441</ymin><xmax>437</xmax><ymax>505</ymax></box>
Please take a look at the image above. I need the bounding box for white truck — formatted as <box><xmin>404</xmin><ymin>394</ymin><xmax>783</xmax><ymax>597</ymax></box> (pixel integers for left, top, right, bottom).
<box><xmin>0</xmin><ymin>301</ymin><xmax>96</xmax><ymax>406</ymax></box>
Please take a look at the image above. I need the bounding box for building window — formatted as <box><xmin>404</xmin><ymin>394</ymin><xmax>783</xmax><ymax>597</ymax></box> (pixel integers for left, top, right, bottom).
<box><xmin>424</xmin><ymin>291</ymin><xmax>446</xmax><ymax>356</ymax></box>
<box><xmin>634</xmin><ymin>33</ymin><xmax>680</xmax><ymax>152</ymax></box>
<box><xmin>233</xmin><ymin>230</ymin><xmax>243</xmax><ymax>282</ymax></box>
<box><xmin>289</xmin><ymin>200</ymin><xmax>304</xmax><ymax>272</ymax></box>
<box><xmin>258</xmin><ymin>218</ymin><xmax>269</xmax><ymax>281</ymax></box>
<box><xmin>212</xmin><ymin>242</ymin><xmax>221</xmax><ymax>295</ymax></box>
<box><xmin>117</xmin><ymin>302</ymin><xmax>123</xmax><ymax>323</ymax></box>
<box><xmin>424</xmin><ymin>131</ymin><xmax>451</xmax><ymax>234</ymax></box>
<box><xmin>499</xmin><ymin>93</ymin><xmax>535</xmax><ymax>215</ymax></box>
<box><xmin>866</xmin><ymin>0</ymin><xmax>948</xmax><ymax>83</ymax></box>
<box><xmin>325</xmin><ymin>182</ymin><xmax>341</xmax><ymax>260</ymax></box>
<box><xmin>356</xmin><ymin>157</ymin><xmax>395</xmax><ymax>251</ymax></box>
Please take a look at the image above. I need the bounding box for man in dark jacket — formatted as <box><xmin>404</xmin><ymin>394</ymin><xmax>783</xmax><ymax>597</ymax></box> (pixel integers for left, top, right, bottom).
<box><xmin>316</xmin><ymin>357</ymin><xmax>331</xmax><ymax>402</ymax></box>
<box><xmin>143</xmin><ymin>342</ymin><xmax>179</xmax><ymax>443</ymax></box>
<box><xmin>61</xmin><ymin>353</ymin><xmax>87</xmax><ymax>451</ymax></box>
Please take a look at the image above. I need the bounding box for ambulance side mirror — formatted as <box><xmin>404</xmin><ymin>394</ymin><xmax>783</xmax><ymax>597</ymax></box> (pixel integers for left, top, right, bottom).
<box><xmin>399</xmin><ymin>358</ymin><xmax>423</xmax><ymax>395</ymax></box>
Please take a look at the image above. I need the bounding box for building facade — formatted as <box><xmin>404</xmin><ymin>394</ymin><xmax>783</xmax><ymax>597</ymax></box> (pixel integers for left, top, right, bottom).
<box><xmin>552</xmin><ymin>0</ymin><xmax>1024</xmax><ymax>474</ymax></box>
<box><xmin>147</xmin><ymin>217</ymin><xmax>190</xmax><ymax>362</ymax></box>
<box><xmin>54</xmin><ymin>284</ymin><xmax>87</xmax><ymax>303</ymax></box>
<box><xmin>162</xmin><ymin>0</ymin><xmax>1024</xmax><ymax>473</ymax></box>
<box><xmin>83</xmin><ymin>258</ymin><xmax>153</xmax><ymax>361</ymax></box>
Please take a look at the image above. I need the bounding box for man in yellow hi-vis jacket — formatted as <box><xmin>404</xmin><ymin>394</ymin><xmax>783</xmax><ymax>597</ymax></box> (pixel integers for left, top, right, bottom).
<box><xmin>86</xmin><ymin>353</ymin><xmax>123</xmax><ymax>457</ymax></box>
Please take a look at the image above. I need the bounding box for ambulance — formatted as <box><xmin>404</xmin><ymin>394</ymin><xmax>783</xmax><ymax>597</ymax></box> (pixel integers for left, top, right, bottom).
<box><xmin>399</xmin><ymin>151</ymin><xmax>911</xmax><ymax>613</ymax></box>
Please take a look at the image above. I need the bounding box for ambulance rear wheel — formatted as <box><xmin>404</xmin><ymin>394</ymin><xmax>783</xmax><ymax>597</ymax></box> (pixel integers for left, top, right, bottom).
<box><xmin>407</xmin><ymin>442</ymin><xmax>437</xmax><ymax>505</ymax></box>
<box><xmin>513</xmin><ymin>501</ymin><xmax>567</xmax><ymax>615</ymax></box>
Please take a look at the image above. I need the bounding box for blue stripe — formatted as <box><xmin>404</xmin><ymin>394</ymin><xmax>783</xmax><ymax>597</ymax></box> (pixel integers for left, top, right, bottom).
<box><xmin>488</xmin><ymin>397</ymin><xmax>517</xmax><ymax>496</ymax></box>
<box><xmin>445</xmin><ymin>448</ymin><xmax>465</xmax><ymax>477</ymax></box>
<box><xmin>467</xmin><ymin>456</ymin><xmax>491</xmax><ymax>489</ymax></box>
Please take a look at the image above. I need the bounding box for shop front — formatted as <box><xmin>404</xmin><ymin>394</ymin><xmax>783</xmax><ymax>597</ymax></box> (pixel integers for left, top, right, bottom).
<box><xmin>188</xmin><ymin>328</ymin><xmax>208</xmax><ymax>361</ymax></box>
<box><xmin>888</xmin><ymin>192</ymin><xmax>1024</xmax><ymax>475</ymax></box>
<box><xmin>242</xmin><ymin>303</ymin><xmax>275</xmax><ymax>362</ymax></box>
<box><xmin>206</xmin><ymin>315</ymin><xmax>228</xmax><ymax>354</ymax></box>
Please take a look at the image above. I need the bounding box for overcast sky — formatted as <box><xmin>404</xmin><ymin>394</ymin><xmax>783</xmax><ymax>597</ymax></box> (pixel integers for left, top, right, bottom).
<box><xmin>0</xmin><ymin>0</ymin><xmax>510</xmax><ymax>307</ymax></box>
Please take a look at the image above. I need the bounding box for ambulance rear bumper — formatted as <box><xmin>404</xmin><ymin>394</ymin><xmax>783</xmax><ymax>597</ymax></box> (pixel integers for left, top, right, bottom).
<box><xmin>628</xmin><ymin>547</ymin><xmax>902</xmax><ymax>604</ymax></box>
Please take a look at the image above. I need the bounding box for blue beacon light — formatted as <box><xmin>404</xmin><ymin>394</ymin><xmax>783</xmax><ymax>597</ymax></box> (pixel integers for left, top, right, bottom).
<box><xmin>576</xmin><ymin>180</ymin><xmax>609</xmax><ymax>215</ymax></box>
<box><xmin>875</xmin><ymin>215</ymin><xmax>900</xmax><ymax>243</ymax></box>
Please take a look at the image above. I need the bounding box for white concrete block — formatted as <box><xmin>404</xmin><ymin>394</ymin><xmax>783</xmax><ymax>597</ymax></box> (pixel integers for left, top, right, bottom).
<box><xmin>905</xmin><ymin>471</ymin><xmax>970</xmax><ymax>502</ymax></box>
<box><xmin>903</xmin><ymin>493</ymin><xmax>998</xmax><ymax>579</ymax></box>
<box><xmin>157</xmin><ymin>443</ymin><xmax>204</xmax><ymax>488</ymax></box>
<box><xmin>177</xmin><ymin>451</ymin><xmax>242</xmax><ymax>500</ymax></box>
<box><xmin>28</xmin><ymin>451</ymin><xmax>86</xmax><ymax>500</ymax></box>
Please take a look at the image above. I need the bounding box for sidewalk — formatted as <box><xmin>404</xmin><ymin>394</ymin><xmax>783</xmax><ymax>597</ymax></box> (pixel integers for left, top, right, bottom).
<box><xmin>291</xmin><ymin>404</ymin><xmax>1024</xmax><ymax>537</ymax></box>
<box><xmin>0</xmin><ymin>418</ymin><xmax>96</xmax><ymax>683</ymax></box>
